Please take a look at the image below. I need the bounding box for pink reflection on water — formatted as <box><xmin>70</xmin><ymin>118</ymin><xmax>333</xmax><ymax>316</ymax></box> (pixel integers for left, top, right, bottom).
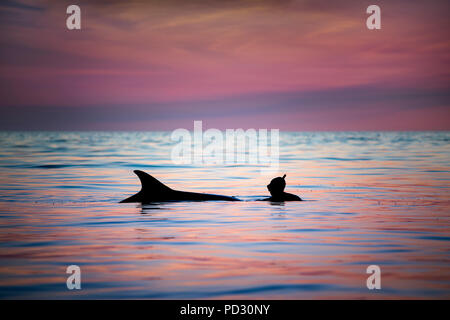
<box><xmin>0</xmin><ymin>132</ymin><xmax>449</xmax><ymax>298</ymax></box>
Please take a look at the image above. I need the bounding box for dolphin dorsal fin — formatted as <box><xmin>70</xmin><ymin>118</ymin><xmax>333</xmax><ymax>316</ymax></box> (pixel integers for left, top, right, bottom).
<box><xmin>134</xmin><ymin>170</ymin><xmax>172</xmax><ymax>194</ymax></box>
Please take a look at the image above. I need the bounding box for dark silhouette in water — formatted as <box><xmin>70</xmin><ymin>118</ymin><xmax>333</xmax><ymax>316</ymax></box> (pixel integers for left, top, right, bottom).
<box><xmin>262</xmin><ymin>174</ymin><xmax>302</xmax><ymax>201</ymax></box>
<box><xmin>120</xmin><ymin>170</ymin><xmax>302</xmax><ymax>203</ymax></box>
<box><xmin>120</xmin><ymin>170</ymin><xmax>240</xmax><ymax>203</ymax></box>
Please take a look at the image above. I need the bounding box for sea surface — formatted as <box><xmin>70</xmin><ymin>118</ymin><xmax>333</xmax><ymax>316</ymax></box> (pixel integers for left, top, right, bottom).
<box><xmin>0</xmin><ymin>131</ymin><xmax>449</xmax><ymax>299</ymax></box>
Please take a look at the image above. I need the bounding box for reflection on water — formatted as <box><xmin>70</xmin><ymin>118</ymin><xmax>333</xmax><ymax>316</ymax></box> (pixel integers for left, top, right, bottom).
<box><xmin>0</xmin><ymin>131</ymin><xmax>449</xmax><ymax>299</ymax></box>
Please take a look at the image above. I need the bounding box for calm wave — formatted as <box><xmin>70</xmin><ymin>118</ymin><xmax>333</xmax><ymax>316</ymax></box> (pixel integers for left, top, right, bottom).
<box><xmin>0</xmin><ymin>131</ymin><xmax>449</xmax><ymax>299</ymax></box>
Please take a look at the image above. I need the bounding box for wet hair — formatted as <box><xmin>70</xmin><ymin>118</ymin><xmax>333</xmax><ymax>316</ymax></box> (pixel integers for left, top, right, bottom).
<box><xmin>267</xmin><ymin>174</ymin><xmax>286</xmax><ymax>194</ymax></box>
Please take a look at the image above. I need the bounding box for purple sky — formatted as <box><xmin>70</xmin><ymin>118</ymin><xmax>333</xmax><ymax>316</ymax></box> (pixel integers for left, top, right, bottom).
<box><xmin>0</xmin><ymin>0</ymin><xmax>449</xmax><ymax>130</ymax></box>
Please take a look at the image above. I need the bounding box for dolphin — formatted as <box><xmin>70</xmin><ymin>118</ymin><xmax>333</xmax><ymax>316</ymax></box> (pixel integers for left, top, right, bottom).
<box><xmin>120</xmin><ymin>170</ymin><xmax>241</xmax><ymax>203</ymax></box>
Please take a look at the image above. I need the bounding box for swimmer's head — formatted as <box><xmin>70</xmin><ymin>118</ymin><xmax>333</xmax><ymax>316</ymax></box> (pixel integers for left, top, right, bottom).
<box><xmin>267</xmin><ymin>174</ymin><xmax>286</xmax><ymax>196</ymax></box>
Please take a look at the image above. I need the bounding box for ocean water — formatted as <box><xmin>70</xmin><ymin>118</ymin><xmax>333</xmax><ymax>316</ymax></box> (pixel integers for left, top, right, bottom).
<box><xmin>0</xmin><ymin>131</ymin><xmax>449</xmax><ymax>299</ymax></box>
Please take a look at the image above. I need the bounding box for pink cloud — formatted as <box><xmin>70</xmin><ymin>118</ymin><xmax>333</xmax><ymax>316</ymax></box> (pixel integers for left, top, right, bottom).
<box><xmin>0</xmin><ymin>0</ymin><xmax>448</xmax><ymax>130</ymax></box>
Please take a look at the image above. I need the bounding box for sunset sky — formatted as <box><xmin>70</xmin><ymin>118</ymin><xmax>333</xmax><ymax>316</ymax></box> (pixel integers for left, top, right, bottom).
<box><xmin>0</xmin><ymin>0</ymin><xmax>449</xmax><ymax>130</ymax></box>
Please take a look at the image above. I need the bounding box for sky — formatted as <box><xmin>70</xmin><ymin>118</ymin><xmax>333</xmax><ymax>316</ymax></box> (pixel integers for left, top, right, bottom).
<box><xmin>0</xmin><ymin>0</ymin><xmax>449</xmax><ymax>131</ymax></box>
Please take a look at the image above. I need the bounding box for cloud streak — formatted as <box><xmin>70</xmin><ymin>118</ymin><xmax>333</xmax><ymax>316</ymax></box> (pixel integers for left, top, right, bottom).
<box><xmin>0</xmin><ymin>0</ymin><xmax>449</xmax><ymax>130</ymax></box>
